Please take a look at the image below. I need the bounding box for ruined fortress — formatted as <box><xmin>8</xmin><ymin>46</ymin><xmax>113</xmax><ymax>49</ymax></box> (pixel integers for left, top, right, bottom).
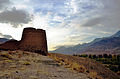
<box><xmin>0</xmin><ymin>27</ymin><xmax>48</xmax><ymax>55</ymax></box>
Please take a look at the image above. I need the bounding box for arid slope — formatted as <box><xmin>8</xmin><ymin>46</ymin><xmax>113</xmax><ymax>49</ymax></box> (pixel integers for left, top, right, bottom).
<box><xmin>49</xmin><ymin>53</ymin><xmax>120</xmax><ymax>79</ymax></box>
<box><xmin>0</xmin><ymin>51</ymin><xmax>89</xmax><ymax>79</ymax></box>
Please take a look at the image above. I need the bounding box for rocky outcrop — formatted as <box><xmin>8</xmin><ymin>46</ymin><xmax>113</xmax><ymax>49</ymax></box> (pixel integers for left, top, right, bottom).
<box><xmin>0</xmin><ymin>27</ymin><xmax>48</xmax><ymax>55</ymax></box>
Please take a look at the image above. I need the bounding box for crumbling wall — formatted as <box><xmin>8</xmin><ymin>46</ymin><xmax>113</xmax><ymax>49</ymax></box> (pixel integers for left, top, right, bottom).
<box><xmin>0</xmin><ymin>40</ymin><xmax>19</xmax><ymax>50</ymax></box>
<box><xmin>19</xmin><ymin>28</ymin><xmax>48</xmax><ymax>55</ymax></box>
<box><xmin>0</xmin><ymin>27</ymin><xmax>48</xmax><ymax>56</ymax></box>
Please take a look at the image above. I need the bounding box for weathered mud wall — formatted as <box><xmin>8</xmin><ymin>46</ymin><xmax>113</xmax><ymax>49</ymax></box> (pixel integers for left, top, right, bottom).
<box><xmin>19</xmin><ymin>28</ymin><xmax>48</xmax><ymax>55</ymax></box>
<box><xmin>0</xmin><ymin>27</ymin><xmax>48</xmax><ymax>55</ymax></box>
<box><xmin>0</xmin><ymin>40</ymin><xmax>19</xmax><ymax>50</ymax></box>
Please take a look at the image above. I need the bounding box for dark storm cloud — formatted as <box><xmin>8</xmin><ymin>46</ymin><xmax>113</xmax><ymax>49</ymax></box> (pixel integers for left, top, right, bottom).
<box><xmin>81</xmin><ymin>0</ymin><xmax>120</xmax><ymax>29</ymax></box>
<box><xmin>0</xmin><ymin>33</ymin><xmax>13</xmax><ymax>39</ymax></box>
<box><xmin>0</xmin><ymin>8</ymin><xmax>32</xmax><ymax>27</ymax></box>
<box><xmin>0</xmin><ymin>0</ymin><xmax>11</xmax><ymax>10</ymax></box>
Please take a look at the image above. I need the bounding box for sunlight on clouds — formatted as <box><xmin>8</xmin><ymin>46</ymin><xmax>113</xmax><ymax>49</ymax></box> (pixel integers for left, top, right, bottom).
<box><xmin>0</xmin><ymin>23</ymin><xmax>35</xmax><ymax>40</ymax></box>
<box><xmin>70</xmin><ymin>0</ymin><xmax>78</xmax><ymax>14</ymax></box>
<box><xmin>0</xmin><ymin>23</ymin><xmax>23</xmax><ymax>40</ymax></box>
<box><xmin>32</xmin><ymin>14</ymin><xmax>49</xmax><ymax>29</ymax></box>
<box><xmin>0</xmin><ymin>0</ymin><xmax>119</xmax><ymax>51</ymax></box>
<box><xmin>47</xmin><ymin>27</ymin><xmax>70</xmax><ymax>50</ymax></box>
<box><xmin>14</xmin><ymin>4</ymin><xmax>28</xmax><ymax>10</ymax></box>
<box><xmin>53</xmin><ymin>16</ymin><xmax>64</xmax><ymax>22</ymax></box>
<box><xmin>24</xmin><ymin>0</ymin><xmax>30</xmax><ymax>2</ymax></box>
<box><xmin>31</xmin><ymin>13</ymin><xmax>70</xmax><ymax>50</ymax></box>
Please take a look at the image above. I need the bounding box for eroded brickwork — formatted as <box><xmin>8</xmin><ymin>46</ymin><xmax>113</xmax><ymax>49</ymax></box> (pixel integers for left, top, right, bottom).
<box><xmin>0</xmin><ymin>27</ymin><xmax>48</xmax><ymax>55</ymax></box>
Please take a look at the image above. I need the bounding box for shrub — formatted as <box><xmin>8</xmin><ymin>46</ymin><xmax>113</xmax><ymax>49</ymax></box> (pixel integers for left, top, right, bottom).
<box><xmin>73</xmin><ymin>54</ymin><xmax>77</xmax><ymax>56</ymax></box>
<box><xmin>113</xmin><ymin>55</ymin><xmax>117</xmax><ymax>58</ymax></box>
<box><xmin>108</xmin><ymin>54</ymin><xmax>112</xmax><ymax>58</ymax></box>
<box><xmin>89</xmin><ymin>54</ymin><xmax>92</xmax><ymax>59</ymax></box>
<box><xmin>103</xmin><ymin>54</ymin><xmax>108</xmax><ymax>58</ymax></box>
<box><xmin>0</xmin><ymin>53</ymin><xmax>12</xmax><ymax>59</ymax></box>
<box><xmin>109</xmin><ymin>65</ymin><xmax>118</xmax><ymax>72</ymax></box>
<box><xmin>23</xmin><ymin>61</ymin><xmax>31</xmax><ymax>65</ymax></box>
<box><xmin>89</xmin><ymin>71</ymin><xmax>97</xmax><ymax>78</ymax></box>
<box><xmin>118</xmin><ymin>65</ymin><xmax>120</xmax><ymax>71</ymax></box>
<box><xmin>88</xmin><ymin>71</ymin><xmax>103</xmax><ymax>79</ymax></box>
<box><xmin>79</xmin><ymin>54</ymin><xmax>88</xmax><ymax>58</ymax></box>
<box><xmin>93</xmin><ymin>55</ymin><xmax>97</xmax><ymax>59</ymax></box>
<box><xmin>71</xmin><ymin>63</ymin><xmax>86</xmax><ymax>73</ymax></box>
<box><xmin>98</xmin><ymin>55</ymin><xmax>103</xmax><ymax>58</ymax></box>
<box><xmin>117</xmin><ymin>55</ymin><xmax>120</xmax><ymax>61</ymax></box>
<box><xmin>5</xmin><ymin>60</ymin><xmax>13</xmax><ymax>63</ymax></box>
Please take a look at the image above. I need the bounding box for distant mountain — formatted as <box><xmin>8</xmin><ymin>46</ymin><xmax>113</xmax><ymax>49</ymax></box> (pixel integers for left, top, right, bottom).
<box><xmin>111</xmin><ymin>30</ymin><xmax>120</xmax><ymax>37</ymax></box>
<box><xmin>0</xmin><ymin>33</ymin><xmax>13</xmax><ymax>44</ymax></box>
<box><xmin>51</xmin><ymin>30</ymin><xmax>120</xmax><ymax>54</ymax></box>
<box><xmin>0</xmin><ymin>38</ymin><xmax>9</xmax><ymax>44</ymax></box>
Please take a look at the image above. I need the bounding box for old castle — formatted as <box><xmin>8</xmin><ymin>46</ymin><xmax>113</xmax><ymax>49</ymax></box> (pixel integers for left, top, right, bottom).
<box><xmin>0</xmin><ymin>27</ymin><xmax>48</xmax><ymax>55</ymax></box>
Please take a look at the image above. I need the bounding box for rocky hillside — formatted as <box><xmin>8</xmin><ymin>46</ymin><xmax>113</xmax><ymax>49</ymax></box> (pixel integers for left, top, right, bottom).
<box><xmin>0</xmin><ymin>50</ymin><xmax>89</xmax><ymax>79</ymax></box>
<box><xmin>51</xmin><ymin>30</ymin><xmax>120</xmax><ymax>54</ymax></box>
<box><xmin>0</xmin><ymin>50</ymin><xmax>119</xmax><ymax>79</ymax></box>
<box><xmin>49</xmin><ymin>53</ymin><xmax>120</xmax><ymax>79</ymax></box>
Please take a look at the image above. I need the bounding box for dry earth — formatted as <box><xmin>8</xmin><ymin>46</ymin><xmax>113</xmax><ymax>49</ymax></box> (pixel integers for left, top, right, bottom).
<box><xmin>0</xmin><ymin>51</ymin><xmax>89</xmax><ymax>79</ymax></box>
<box><xmin>49</xmin><ymin>53</ymin><xmax>120</xmax><ymax>79</ymax></box>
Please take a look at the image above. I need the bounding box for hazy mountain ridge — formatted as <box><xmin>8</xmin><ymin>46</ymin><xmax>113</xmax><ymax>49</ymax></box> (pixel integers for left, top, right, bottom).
<box><xmin>0</xmin><ymin>33</ymin><xmax>13</xmax><ymax>44</ymax></box>
<box><xmin>111</xmin><ymin>30</ymin><xmax>120</xmax><ymax>37</ymax></box>
<box><xmin>51</xmin><ymin>30</ymin><xmax>120</xmax><ymax>54</ymax></box>
<box><xmin>0</xmin><ymin>38</ymin><xmax>9</xmax><ymax>44</ymax></box>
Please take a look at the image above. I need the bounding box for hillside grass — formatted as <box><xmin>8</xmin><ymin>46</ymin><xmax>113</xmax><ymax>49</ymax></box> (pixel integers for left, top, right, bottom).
<box><xmin>74</xmin><ymin>54</ymin><xmax>120</xmax><ymax>75</ymax></box>
<box><xmin>49</xmin><ymin>53</ymin><xmax>120</xmax><ymax>79</ymax></box>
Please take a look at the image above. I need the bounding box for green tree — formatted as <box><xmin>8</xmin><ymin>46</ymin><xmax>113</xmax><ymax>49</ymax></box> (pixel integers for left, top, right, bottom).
<box><xmin>117</xmin><ymin>55</ymin><xmax>120</xmax><ymax>62</ymax></box>
<box><xmin>109</xmin><ymin>65</ymin><xmax>118</xmax><ymax>72</ymax></box>
<box><xmin>89</xmin><ymin>54</ymin><xmax>92</xmax><ymax>59</ymax></box>
<box><xmin>98</xmin><ymin>55</ymin><xmax>103</xmax><ymax>58</ymax></box>
<box><xmin>108</xmin><ymin>54</ymin><xmax>112</xmax><ymax>58</ymax></box>
<box><xmin>103</xmin><ymin>54</ymin><xmax>108</xmax><ymax>58</ymax></box>
<box><xmin>118</xmin><ymin>65</ymin><xmax>120</xmax><ymax>71</ymax></box>
<box><xmin>93</xmin><ymin>55</ymin><xmax>97</xmax><ymax>59</ymax></box>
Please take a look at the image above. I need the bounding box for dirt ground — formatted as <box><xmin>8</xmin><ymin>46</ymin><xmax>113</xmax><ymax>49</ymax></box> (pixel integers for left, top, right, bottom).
<box><xmin>0</xmin><ymin>51</ymin><xmax>89</xmax><ymax>79</ymax></box>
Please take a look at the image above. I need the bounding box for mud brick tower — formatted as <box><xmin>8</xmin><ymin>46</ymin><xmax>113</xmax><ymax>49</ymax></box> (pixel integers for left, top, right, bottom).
<box><xmin>0</xmin><ymin>27</ymin><xmax>48</xmax><ymax>56</ymax></box>
<box><xmin>19</xmin><ymin>27</ymin><xmax>48</xmax><ymax>55</ymax></box>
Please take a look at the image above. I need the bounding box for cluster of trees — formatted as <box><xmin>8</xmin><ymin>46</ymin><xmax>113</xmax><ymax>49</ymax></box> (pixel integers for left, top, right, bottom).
<box><xmin>73</xmin><ymin>54</ymin><xmax>120</xmax><ymax>73</ymax></box>
<box><xmin>73</xmin><ymin>54</ymin><xmax>120</xmax><ymax>59</ymax></box>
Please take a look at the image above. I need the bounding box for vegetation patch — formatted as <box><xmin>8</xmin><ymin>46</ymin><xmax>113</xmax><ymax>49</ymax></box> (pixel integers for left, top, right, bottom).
<box><xmin>0</xmin><ymin>53</ymin><xmax>13</xmax><ymax>59</ymax></box>
<box><xmin>49</xmin><ymin>53</ymin><xmax>87</xmax><ymax>73</ymax></box>
<box><xmin>74</xmin><ymin>54</ymin><xmax>120</xmax><ymax>74</ymax></box>
<box><xmin>23</xmin><ymin>61</ymin><xmax>31</xmax><ymax>65</ymax></box>
<box><xmin>49</xmin><ymin>53</ymin><xmax>120</xmax><ymax>79</ymax></box>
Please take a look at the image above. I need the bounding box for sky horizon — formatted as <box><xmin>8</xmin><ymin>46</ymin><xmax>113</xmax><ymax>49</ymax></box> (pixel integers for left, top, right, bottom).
<box><xmin>0</xmin><ymin>0</ymin><xmax>120</xmax><ymax>51</ymax></box>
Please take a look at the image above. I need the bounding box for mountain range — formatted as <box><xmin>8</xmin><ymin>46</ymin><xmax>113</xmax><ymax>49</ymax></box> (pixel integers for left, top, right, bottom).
<box><xmin>51</xmin><ymin>30</ymin><xmax>120</xmax><ymax>54</ymax></box>
<box><xmin>0</xmin><ymin>38</ymin><xmax>9</xmax><ymax>44</ymax></box>
<box><xmin>0</xmin><ymin>33</ymin><xmax>13</xmax><ymax>44</ymax></box>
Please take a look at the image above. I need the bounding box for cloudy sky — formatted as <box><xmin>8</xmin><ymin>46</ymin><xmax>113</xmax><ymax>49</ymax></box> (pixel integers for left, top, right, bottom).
<box><xmin>0</xmin><ymin>0</ymin><xmax>120</xmax><ymax>50</ymax></box>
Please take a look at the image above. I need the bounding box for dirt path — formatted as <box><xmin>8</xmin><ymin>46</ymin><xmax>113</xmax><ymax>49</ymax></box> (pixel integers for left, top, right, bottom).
<box><xmin>0</xmin><ymin>51</ymin><xmax>89</xmax><ymax>79</ymax></box>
